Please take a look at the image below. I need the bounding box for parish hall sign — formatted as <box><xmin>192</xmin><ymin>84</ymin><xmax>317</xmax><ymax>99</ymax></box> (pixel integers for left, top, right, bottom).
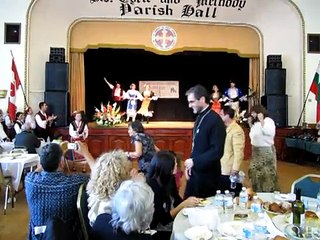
<box><xmin>89</xmin><ymin>0</ymin><xmax>247</xmax><ymax>19</ymax></box>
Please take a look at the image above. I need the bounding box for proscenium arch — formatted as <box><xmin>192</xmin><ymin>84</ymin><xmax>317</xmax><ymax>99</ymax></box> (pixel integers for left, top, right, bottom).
<box><xmin>67</xmin><ymin>19</ymin><xmax>262</xmax><ymax>113</ymax></box>
<box><xmin>26</xmin><ymin>0</ymin><xmax>304</xmax><ymax>125</ymax></box>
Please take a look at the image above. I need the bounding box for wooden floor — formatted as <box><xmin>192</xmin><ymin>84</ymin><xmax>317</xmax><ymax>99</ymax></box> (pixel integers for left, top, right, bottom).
<box><xmin>0</xmin><ymin>160</ymin><xmax>319</xmax><ymax>240</ymax></box>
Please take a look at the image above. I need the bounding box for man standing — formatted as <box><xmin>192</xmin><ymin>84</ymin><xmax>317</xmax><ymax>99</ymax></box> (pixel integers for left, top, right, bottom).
<box><xmin>219</xmin><ymin>105</ymin><xmax>245</xmax><ymax>195</ymax></box>
<box><xmin>184</xmin><ymin>85</ymin><xmax>226</xmax><ymax>198</ymax></box>
<box><xmin>34</xmin><ymin>102</ymin><xmax>57</xmax><ymax>141</ymax></box>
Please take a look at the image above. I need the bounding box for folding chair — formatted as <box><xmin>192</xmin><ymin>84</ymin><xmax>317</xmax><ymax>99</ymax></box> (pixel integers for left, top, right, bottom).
<box><xmin>76</xmin><ymin>183</ymin><xmax>90</xmax><ymax>240</ymax></box>
<box><xmin>290</xmin><ymin>174</ymin><xmax>320</xmax><ymax>198</ymax></box>
<box><xmin>0</xmin><ymin>163</ymin><xmax>15</xmax><ymax>214</ymax></box>
<box><xmin>60</xmin><ymin>141</ymin><xmax>71</xmax><ymax>173</ymax></box>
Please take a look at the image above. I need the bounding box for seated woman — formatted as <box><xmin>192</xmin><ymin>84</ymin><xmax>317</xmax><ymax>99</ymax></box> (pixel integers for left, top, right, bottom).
<box><xmin>86</xmin><ymin>149</ymin><xmax>133</xmax><ymax>226</ymax></box>
<box><xmin>127</xmin><ymin>120</ymin><xmax>159</xmax><ymax>174</ymax></box>
<box><xmin>147</xmin><ymin>150</ymin><xmax>201</xmax><ymax>233</ymax></box>
<box><xmin>91</xmin><ymin>179</ymin><xmax>155</xmax><ymax>240</ymax></box>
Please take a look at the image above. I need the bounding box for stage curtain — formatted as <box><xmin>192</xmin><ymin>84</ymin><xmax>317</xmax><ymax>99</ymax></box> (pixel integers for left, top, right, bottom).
<box><xmin>70</xmin><ymin>52</ymin><xmax>85</xmax><ymax>113</ymax></box>
<box><xmin>249</xmin><ymin>57</ymin><xmax>260</xmax><ymax>109</ymax></box>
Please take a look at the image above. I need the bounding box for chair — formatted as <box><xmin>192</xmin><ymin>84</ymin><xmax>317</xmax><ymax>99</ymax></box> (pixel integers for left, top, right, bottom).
<box><xmin>60</xmin><ymin>141</ymin><xmax>88</xmax><ymax>173</ymax></box>
<box><xmin>60</xmin><ymin>141</ymin><xmax>71</xmax><ymax>173</ymax></box>
<box><xmin>290</xmin><ymin>174</ymin><xmax>320</xmax><ymax>198</ymax></box>
<box><xmin>76</xmin><ymin>183</ymin><xmax>90</xmax><ymax>240</ymax></box>
<box><xmin>10</xmin><ymin>147</ymin><xmax>28</xmax><ymax>154</ymax></box>
<box><xmin>0</xmin><ymin>163</ymin><xmax>15</xmax><ymax>214</ymax></box>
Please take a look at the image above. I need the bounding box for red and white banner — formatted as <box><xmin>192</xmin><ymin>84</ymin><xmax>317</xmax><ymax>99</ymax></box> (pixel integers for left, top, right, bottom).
<box><xmin>8</xmin><ymin>58</ymin><xmax>21</xmax><ymax>121</ymax></box>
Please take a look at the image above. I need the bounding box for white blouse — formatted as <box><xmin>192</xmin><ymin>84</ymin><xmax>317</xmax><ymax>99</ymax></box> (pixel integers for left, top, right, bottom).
<box><xmin>249</xmin><ymin>117</ymin><xmax>276</xmax><ymax>147</ymax></box>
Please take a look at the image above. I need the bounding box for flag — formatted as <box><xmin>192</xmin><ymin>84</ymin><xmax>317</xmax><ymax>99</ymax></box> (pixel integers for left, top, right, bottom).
<box><xmin>8</xmin><ymin>57</ymin><xmax>21</xmax><ymax>121</ymax></box>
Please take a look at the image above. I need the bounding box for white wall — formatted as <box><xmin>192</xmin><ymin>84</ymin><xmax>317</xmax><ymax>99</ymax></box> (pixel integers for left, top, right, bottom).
<box><xmin>1</xmin><ymin>0</ymin><xmax>320</xmax><ymax>125</ymax></box>
<box><xmin>293</xmin><ymin>0</ymin><xmax>320</xmax><ymax>124</ymax></box>
<box><xmin>0</xmin><ymin>0</ymin><xmax>31</xmax><ymax>113</ymax></box>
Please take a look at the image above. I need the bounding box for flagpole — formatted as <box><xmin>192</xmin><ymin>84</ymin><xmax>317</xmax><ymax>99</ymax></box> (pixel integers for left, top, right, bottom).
<box><xmin>10</xmin><ymin>50</ymin><xmax>29</xmax><ymax>106</ymax></box>
<box><xmin>296</xmin><ymin>88</ymin><xmax>311</xmax><ymax>127</ymax></box>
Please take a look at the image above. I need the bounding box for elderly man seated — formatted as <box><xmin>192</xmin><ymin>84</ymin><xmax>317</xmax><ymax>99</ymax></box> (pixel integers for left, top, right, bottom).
<box><xmin>14</xmin><ymin>123</ymin><xmax>41</xmax><ymax>154</ymax></box>
<box><xmin>25</xmin><ymin>142</ymin><xmax>95</xmax><ymax>240</ymax></box>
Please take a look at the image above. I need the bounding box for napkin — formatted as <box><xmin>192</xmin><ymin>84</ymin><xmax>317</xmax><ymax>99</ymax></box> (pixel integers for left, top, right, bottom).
<box><xmin>187</xmin><ymin>206</ymin><xmax>221</xmax><ymax>231</ymax></box>
<box><xmin>263</xmin><ymin>212</ymin><xmax>286</xmax><ymax>238</ymax></box>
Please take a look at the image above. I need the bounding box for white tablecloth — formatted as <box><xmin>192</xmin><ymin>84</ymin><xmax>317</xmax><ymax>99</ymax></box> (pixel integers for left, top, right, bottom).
<box><xmin>171</xmin><ymin>193</ymin><xmax>289</xmax><ymax>240</ymax></box>
<box><xmin>0</xmin><ymin>141</ymin><xmax>47</xmax><ymax>155</ymax></box>
<box><xmin>0</xmin><ymin>153</ymin><xmax>40</xmax><ymax>191</ymax></box>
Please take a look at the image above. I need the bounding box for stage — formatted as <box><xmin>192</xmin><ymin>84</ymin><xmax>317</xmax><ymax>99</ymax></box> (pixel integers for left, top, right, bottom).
<box><xmin>88</xmin><ymin>121</ymin><xmax>194</xmax><ymax>129</ymax></box>
<box><xmin>59</xmin><ymin>121</ymin><xmax>194</xmax><ymax>159</ymax></box>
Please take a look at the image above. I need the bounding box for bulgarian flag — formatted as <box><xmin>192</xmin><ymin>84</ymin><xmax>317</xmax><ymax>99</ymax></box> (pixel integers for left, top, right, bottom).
<box><xmin>8</xmin><ymin>57</ymin><xmax>21</xmax><ymax>121</ymax></box>
<box><xmin>310</xmin><ymin>61</ymin><xmax>320</xmax><ymax>122</ymax></box>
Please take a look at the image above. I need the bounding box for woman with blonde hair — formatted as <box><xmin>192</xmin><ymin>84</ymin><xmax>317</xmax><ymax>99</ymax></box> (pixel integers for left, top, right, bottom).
<box><xmin>86</xmin><ymin>149</ymin><xmax>133</xmax><ymax>226</ymax></box>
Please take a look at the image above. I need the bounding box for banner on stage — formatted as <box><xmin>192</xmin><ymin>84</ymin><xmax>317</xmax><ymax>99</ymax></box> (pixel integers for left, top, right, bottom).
<box><xmin>139</xmin><ymin>81</ymin><xmax>179</xmax><ymax>99</ymax></box>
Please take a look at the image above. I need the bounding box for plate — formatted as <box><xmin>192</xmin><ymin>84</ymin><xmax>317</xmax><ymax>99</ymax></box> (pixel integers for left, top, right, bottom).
<box><xmin>197</xmin><ymin>198</ymin><xmax>211</xmax><ymax>207</ymax></box>
<box><xmin>184</xmin><ymin>226</ymin><xmax>213</xmax><ymax>240</ymax></box>
<box><xmin>263</xmin><ymin>201</ymin><xmax>292</xmax><ymax>215</ymax></box>
<box><xmin>272</xmin><ymin>214</ymin><xmax>290</xmax><ymax>232</ymax></box>
<box><xmin>274</xmin><ymin>193</ymin><xmax>295</xmax><ymax>201</ymax></box>
<box><xmin>219</xmin><ymin>221</ymin><xmax>244</xmax><ymax>237</ymax></box>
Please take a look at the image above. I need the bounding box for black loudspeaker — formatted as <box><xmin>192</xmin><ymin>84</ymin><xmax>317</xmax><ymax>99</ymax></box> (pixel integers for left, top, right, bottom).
<box><xmin>265</xmin><ymin>68</ymin><xmax>286</xmax><ymax>95</ymax></box>
<box><xmin>267</xmin><ymin>55</ymin><xmax>282</xmax><ymax>69</ymax></box>
<box><xmin>261</xmin><ymin>95</ymin><xmax>288</xmax><ymax>128</ymax></box>
<box><xmin>45</xmin><ymin>62</ymin><xmax>68</xmax><ymax>91</ymax></box>
<box><xmin>44</xmin><ymin>91</ymin><xmax>69</xmax><ymax>127</ymax></box>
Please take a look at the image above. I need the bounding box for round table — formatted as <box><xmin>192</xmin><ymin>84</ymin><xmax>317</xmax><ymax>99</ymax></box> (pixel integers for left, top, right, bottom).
<box><xmin>171</xmin><ymin>193</ymin><xmax>297</xmax><ymax>240</ymax></box>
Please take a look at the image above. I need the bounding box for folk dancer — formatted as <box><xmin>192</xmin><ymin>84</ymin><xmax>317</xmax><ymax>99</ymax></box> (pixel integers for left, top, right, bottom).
<box><xmin>34</xmin><ymin>102</ymin><xmax>57</xmax><ymax>141</ymax></box>
<box><xmin>124</xmin><ymin>83</ymin><xmax>142</xmax><ymax>122</ymax></box>
<box><xmin>210</xmin><ymin>84</ymin><xmax>222</xmax><ymax>113</ymax></box>
<box><xmin>137</xmin><ymin>84</ymin><xmax>158</xmax><ymax>123</ymax></box>
<box><xmin>104</xmin><ymin>78</ymin><xmax>124</xmax><ymax>110</ymax></box>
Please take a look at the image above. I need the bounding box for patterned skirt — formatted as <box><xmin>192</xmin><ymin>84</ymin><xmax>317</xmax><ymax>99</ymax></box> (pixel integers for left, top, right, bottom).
<box><xmin>248</xmin><ymin>145</ymin><xmax>278</xmax><ymax>192</ymax></box>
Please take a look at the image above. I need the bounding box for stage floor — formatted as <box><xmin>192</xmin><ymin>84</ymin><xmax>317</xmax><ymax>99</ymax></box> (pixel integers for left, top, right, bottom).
<box><xmin>88</xmin><ymin>121</ymin><xmax>194</xmax><ymax>129</ymax></box>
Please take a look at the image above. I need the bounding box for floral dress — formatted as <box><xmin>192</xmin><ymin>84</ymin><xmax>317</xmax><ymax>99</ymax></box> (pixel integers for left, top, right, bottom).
<box><xmin>130</xmin><ymin>132</ymin><xmax>156</xmax><ymax>173</ymax></box>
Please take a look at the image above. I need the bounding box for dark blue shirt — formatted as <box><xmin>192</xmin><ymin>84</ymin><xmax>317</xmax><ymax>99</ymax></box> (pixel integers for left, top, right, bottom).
<box><xmin>25</xmin><ymin>171</ymin><xmax>88</xmax><ymax>240</ymax></box>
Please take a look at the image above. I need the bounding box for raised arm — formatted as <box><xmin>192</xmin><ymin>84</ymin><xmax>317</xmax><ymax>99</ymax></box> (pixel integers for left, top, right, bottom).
<box><xmin>104</xmin><ymin>77</ymin><xmax>114</xmax><ymax>90</ymax></box>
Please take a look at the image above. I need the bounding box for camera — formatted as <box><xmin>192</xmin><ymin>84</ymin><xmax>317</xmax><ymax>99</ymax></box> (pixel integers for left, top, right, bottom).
<box><xmin>67</xmin><ymin>143</ymin><xmax>78</xmax><ymax>150</ymax></box>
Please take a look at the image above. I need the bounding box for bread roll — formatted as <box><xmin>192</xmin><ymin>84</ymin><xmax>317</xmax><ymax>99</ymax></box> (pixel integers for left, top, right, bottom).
<box><xmin>273</xmin><ymin>235</ymin><xmax>288</xmax><ymax>240</ymax></box>
<box><xmin>305</xmin><ymin>210</ymin><xmax>319</xmax><ymax>219</ymax></box>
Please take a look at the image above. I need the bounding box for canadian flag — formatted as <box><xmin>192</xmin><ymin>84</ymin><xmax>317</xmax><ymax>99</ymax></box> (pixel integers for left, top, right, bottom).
<box><xmin>8</xmin><ymin>58</ymin><xmax>21</xmax><ymax>121</ymax></box>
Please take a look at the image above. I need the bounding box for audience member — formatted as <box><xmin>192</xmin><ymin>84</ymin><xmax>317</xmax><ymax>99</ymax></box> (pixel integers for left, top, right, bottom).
<box><xmin>0</xmin><ymin>109</ymin><xmax>9</xmax><ymax>142</ymax></box>
<box><xmin>147</xmin><ymin>150</ymin><xmax>200</xmax><ymax>235</ymax></box>
<box><xmin>86</xmin><ymin>149</ymin><xmax>132</xmax><ymax>226</ymax></box>
<box><xmin>219</xmin><ymin>106</ymin><xmax>245</xmax><ymax>195</ymax></box>
<box><xmin>127</xmin><ymin>120</ymin><xmax>159</xmax><ymax>173</ymax></box>
<box><xmin>248</xmin><ymin>104</ymin><xmax>278</xmax><ymax>192</ymax></box>
<box><xmin>14</xmin><ymin>123</ymin><xmax>41</xmax><ymax>154</ymax></box>
<box><xmin>4</xmin><ymin>109</ymin><xmax>15</xmax><ymax>140</ymax></box>
<box><xmin>13</xmin><ymin>111</ymin><xmax>24</xmax><ymax>135</ymax></box>
<box><xmin>25</xmin><ymin>142</ymin><xmax>94</xmax><ymax>240</ymax></box>
<box><xmin>91</xmin><ymin>179</ymin><xmax>156</xmax><ymax>240</ymax></box>
<box><xmin>24</xmin><ymin>106</ymin><xmax>36</xmax><ymax>130</ymax></box>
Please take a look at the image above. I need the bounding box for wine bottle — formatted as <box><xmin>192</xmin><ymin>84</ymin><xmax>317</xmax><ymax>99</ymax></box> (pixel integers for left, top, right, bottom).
<box><xmin>292</xmin><ymin>188</ymin><xmax>305</xmax><ymax>228</ymax></box>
